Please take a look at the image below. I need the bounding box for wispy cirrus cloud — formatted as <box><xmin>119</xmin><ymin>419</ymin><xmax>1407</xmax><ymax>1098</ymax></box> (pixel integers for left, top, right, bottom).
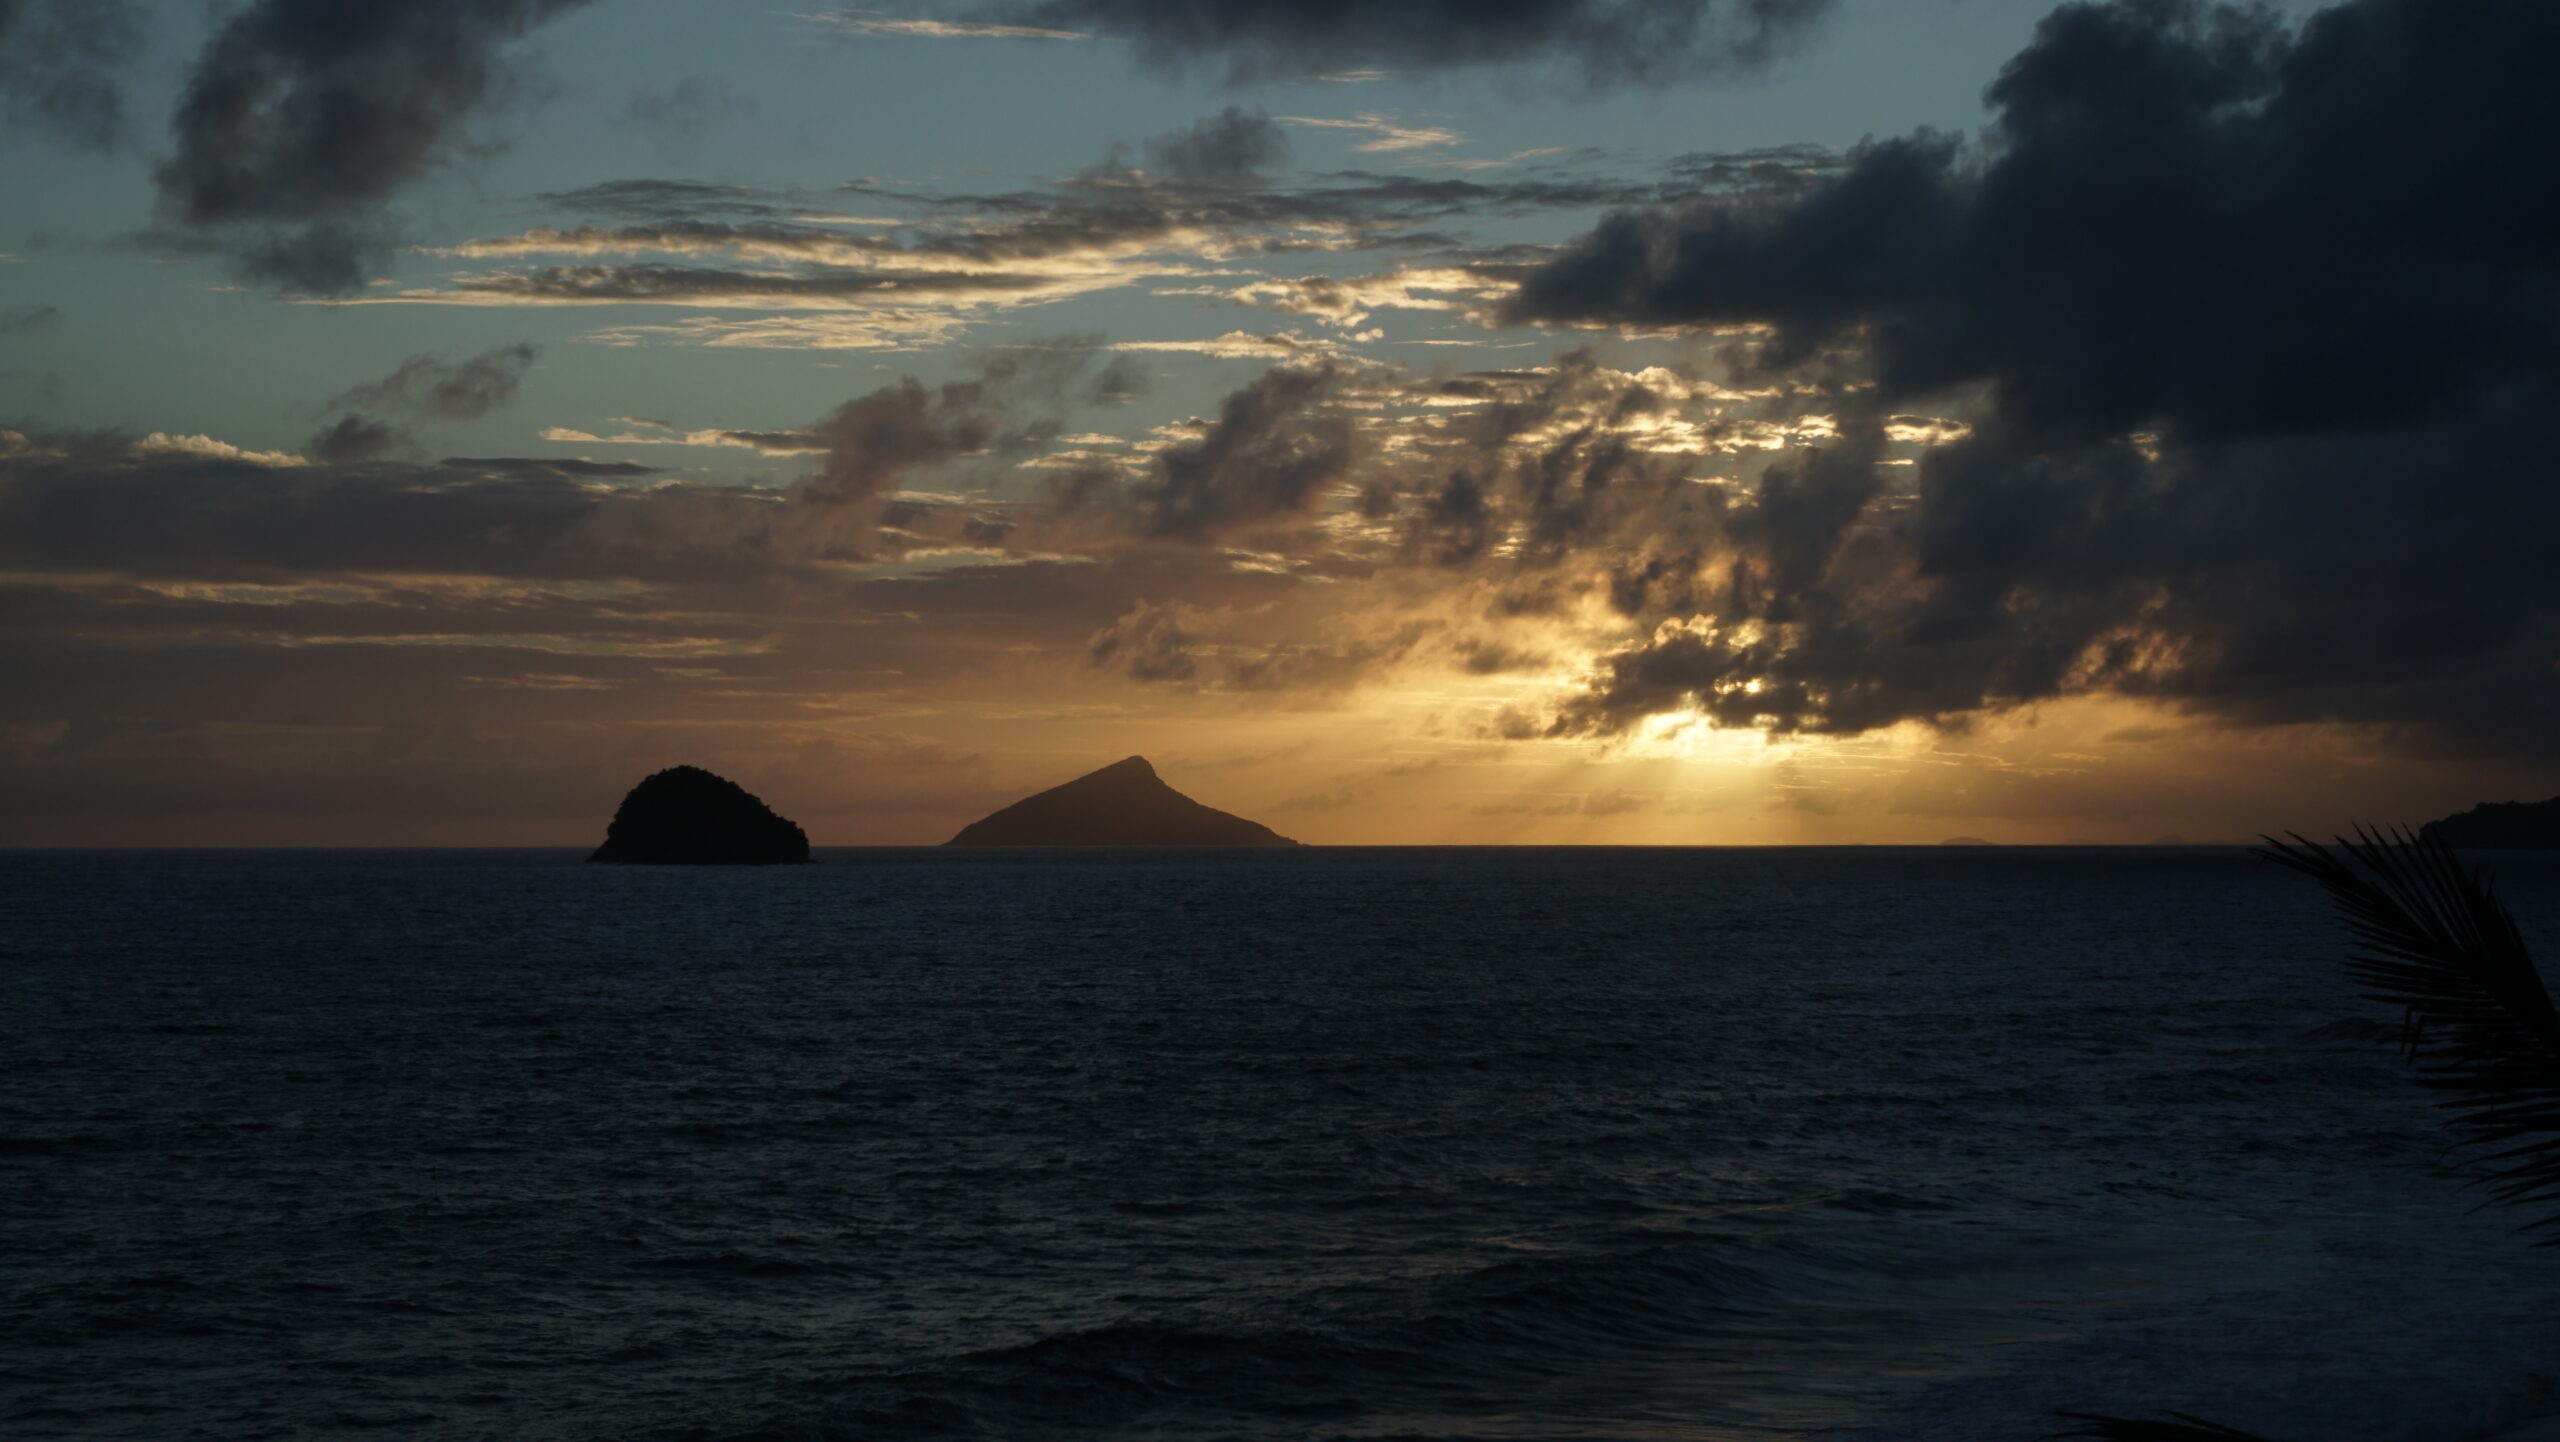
<box><xmin>931</xmin><ymin>0</ymin><xmax>1848</xmax><ymax>86</ymax></box>
<box><xmin>802</xmin><ymin>9</ymin><xmax>1086</xmax><ymax>41</ymax></box>
<box><xmin>347</xmin><ymin>120</ymin><xmax>1796</xmax><ymax>352</ymax></box>
<box><xmin>1104</xmin><ymin>330</ymin><xmax>1349</xmax><ymax>359</ymax></box>
<box><xmin>1278</xmin><ymin>113</ymin><xmax>1463</xmax><ymax>154</ymax></box>
<box><xmin>540</xmin><ymin>422</ymin><xmax>829</xmax><ymax>455</ymax></box>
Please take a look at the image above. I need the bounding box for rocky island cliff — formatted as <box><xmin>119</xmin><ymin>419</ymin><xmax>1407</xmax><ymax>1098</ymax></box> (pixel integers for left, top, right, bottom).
<box><xmin>946</xmin><ymin>756</ymin><xmax>1299</xmax><ymax>847</ymax></box>
<box><xmin>588</xmin><ymin>766</ymin><xmax>811</xmax><ymax>864</ymax></box>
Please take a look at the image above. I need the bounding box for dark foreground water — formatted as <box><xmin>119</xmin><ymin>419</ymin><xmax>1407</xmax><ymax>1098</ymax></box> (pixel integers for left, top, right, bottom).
<box><xmin>3</xmin><ymin>848</ymin><xmax>2557</xmax><ymax>1442</ymax></box>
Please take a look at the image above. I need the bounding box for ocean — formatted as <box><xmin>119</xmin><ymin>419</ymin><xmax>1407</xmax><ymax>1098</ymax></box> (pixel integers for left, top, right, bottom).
<box><xmin>3</xmin><ymin>847</ymin><xmax>2556</xmax><ymax>1442</ymax></box>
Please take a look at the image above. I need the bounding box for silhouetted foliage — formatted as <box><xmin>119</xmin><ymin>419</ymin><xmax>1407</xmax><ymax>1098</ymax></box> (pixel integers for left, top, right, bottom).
<box><xmin>2262</xmin><ymin>827</ymin><xmax>2560</xmax><ymax>1241</ymax></box>
<box><xmin>2050</xmin><ymin>827</ymin><xmax>2560</xmax><ymax>1438</ymax></box>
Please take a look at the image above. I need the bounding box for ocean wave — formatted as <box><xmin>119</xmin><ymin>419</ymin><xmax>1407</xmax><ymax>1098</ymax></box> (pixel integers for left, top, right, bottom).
<box><xmin>665</xmin><ymin>1238</ymin><xmax>1831</xmax><ymax>1441</ymax></box>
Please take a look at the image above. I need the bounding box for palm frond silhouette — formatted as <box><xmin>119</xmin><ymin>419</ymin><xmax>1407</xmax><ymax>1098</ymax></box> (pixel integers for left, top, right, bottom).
<box><xmin>2048</xmin><ymin>827</ymin><xmax>2559</xmax><ymax>1441</ymax></box>
<box><xmin>2260</xmin><ymin>826</ymin><xmax>2560</xmax><ymax>1240</ymax></box>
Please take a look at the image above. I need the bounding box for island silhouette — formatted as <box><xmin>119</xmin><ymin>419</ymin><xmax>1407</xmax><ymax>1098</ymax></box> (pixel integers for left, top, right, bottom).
<box><xmin>2422</xmin><ymin>795</ymin><xmax>2560</xmax><ymax>849</ymax></box>
<box><xmin>947</xmin><ymin>756</ymin><xmax>1300</xmax><ymax>847</ymax></box>
<box><xmin>588</xmin><ymin>766</ymin><xmax>810</xmax><ymax>864</ymax></box>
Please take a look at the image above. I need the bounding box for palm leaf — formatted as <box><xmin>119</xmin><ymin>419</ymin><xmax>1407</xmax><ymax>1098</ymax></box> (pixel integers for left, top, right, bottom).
<box><xmin>2048</xmin><ymin>1413</ymin><xmax>2272</xmax><ymax>1442</ymax></box>
<box><xmin>2259</xmin><ymin>826</ymin><xmax>2560</xmax><ymax>1240</ymax></box>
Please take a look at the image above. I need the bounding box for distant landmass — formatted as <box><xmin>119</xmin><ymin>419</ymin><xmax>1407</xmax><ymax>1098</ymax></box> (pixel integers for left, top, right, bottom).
<box><xmin>588</xmin><ymin>766</ymin><xmax>810</xmax><ymax>864</ymax></box>
<box><xmin>947</xmin><ymin>756</ymin><xmax>1300</xmax><ymax>847</ymax></box>
<box><xmin>1938</xmin><ymin>836</ymin><xmax>1997</xmax><ymax>847</ymax></box>
<box><xmin>2421</xmin><ymin>795</ymin><xmax>2560</xmax><ymax>849</ymax></box>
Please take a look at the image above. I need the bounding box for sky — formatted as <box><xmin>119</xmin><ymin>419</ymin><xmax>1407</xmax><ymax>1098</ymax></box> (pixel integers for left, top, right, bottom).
<box><xmin>0</xmin><ymin>0</ymin><xmax>2552</xmax><ymax>846</ymax></box>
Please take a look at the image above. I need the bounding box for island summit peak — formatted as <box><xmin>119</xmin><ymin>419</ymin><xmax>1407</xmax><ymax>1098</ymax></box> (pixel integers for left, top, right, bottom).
<box><xmin>946</xmin><ymin>755</ymin><xmax>1297</xmax><ymax>847</ymax></box>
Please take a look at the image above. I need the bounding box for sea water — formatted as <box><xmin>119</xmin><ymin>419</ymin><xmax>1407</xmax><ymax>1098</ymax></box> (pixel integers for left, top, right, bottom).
<box><xmin>3</xmin><ymin>847</ymin><xmax>2556</xmax><ymax>1442</ymax></box>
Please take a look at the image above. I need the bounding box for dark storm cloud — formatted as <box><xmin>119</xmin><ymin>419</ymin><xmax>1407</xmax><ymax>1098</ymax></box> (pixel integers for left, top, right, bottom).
<box><xmin>1553</xmin><ymin>403</ymin><xmax>2560</xmax><ymax>753</ymax></box>
<box><xmin>1041</xmin><ymin>347</ymin><xmax>1749</xmax><ymax>565</ymax></box>
<box><xmin>154</xmin><ymin>0</ymin><xmax>600</xmax><ymax>292</ymax></box>
<box><xmin>328</xmin><ymin>344</ymin><xmax>540</xmax><ymax>421</ymax></box>
<box><xmin>1499</xmin><ymin>0</ymin><xmax>2560</xmax><ymax>755</ymax></box>
<box><xmin>799</xmin><ymin>378</ymin><xmax>999</xmax><ymax>509</ymax></box>
<box><xmin>306</xmin><ymin>413</ymin><xmax>413</xmax><ymax>464</ymax></box>
<box><xmin>307</xmin><ymin>343</ymin><xmax>540</xmax><ymax>465</ymax></box>
<box><xmin>1140</xmin><ymin>107</ymin><xmax>1289</xmax><ymax>184</ymax></box>
<box><xmin>1133</xmin><ymin>363</ymin><xmax>1355</xmax><ymax>540</ymax></box>
<box><xmin>1661</xmin><ymin>143</ymin><xmax>1842</xmax><ymax>192</ymax></box>
<box><xmin>956</xmin><ymin>0</ymin><xmax>1843</xmax><ymax>84</ymax></box>
<box><xmin>1511</xmin><ymin>0</ymin><xmax>2560</xmax><ymax>441</ymax></box>
<box><xmin>227</xmin><ymin>215</ymin><xmax>403</xmax><ymax>294</ymax></box>
<box><xmin>0</xmin><ymin>0</ymin><xmax>140</xmax><ymax>150</ymax></box>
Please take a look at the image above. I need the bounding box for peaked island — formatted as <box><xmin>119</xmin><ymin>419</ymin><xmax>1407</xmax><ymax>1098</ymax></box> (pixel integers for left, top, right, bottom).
<box><xmin>946</xmin><ymin>756</ymin><xmax>1300</xmax><ymax>847</ymax></box>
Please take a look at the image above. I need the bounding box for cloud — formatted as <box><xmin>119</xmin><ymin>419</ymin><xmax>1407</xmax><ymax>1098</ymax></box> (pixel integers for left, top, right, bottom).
<box><xmin>0</xmin><ymin>438</ymin><xmax>597</xmax><ymax>578</ymax></box>
<box><xmin>306</xmin><ymin>413</ymin><xmax>414</xmax><ymax>464</ymax></box>
<box><xmin>578</xmin><ymin>312</ymin><xmax>983</xmax><ymax>353</ymax></box>
<box><xmin>1109</xmin><ymin>330</ymin><xmax>1348</xmax><ymax>359</ymax></box>
<box><xmin>539</xmin><ymin>422</ymin><xmax>831</xmax><ymax>454</ymax></box>
<box><xmin>439</xmin><ymin>456</ymin><xmax>660</xmax><ymax>479</ymax></box>
<box><xmin>1511</xmin><ymin>0</ymin><xmax>2555</xmax><ymax>442</ymax></box>
<box><xmin>1228</xmin><ymin>266</ymin><xmax>1512</xmax><ymax>328</ymax></box>
<box><xmin>327</xmin><ymin>343</ymin><xmax>541</xmax><ymax>421</ymax></box>
<box><xmin>223</xmin><ymin>216</ymin><xmax>404</xmax><ymax>295</ymax></box>
<box><xmin>0</xmin><ymin>303</ymin><xmax>62</xmax><ymax>335</ymax></box>
<box><xmin>1279</xmin><ymin>113</ymin><xmax>1463</xmax><ymax>155</ymax></box>
<box><xmin>405</xmin><ymin>262</ymin><xmax>1090</xmax><ymax>306</ymax></box>
<box><xmin>942</xmin><ymin>0</ymin><xmax>1846</xmax><ymax>84</ymax></box>
<box><xmin>1499</xmin><ymin>0</ymin><xmax>2560</xmax><ymax>754</ymax></box>
<box><xmin>1087</xmin><ymin>598</ymin><xmax>1199</xmax><ymax>680</ymax></box>
<box><xmin>133</xmin><ymin>432</ymin><xmax>309</xmax><ymax>468</ymax></box>
<box><xmin>0</xmin><ymin>0</ymin><xmax>140</xmax><ymax>150</ymax></box>
<box><xmin>1142</xmin><ymin>106</ymin><xmax>1290</xmax><ymax>183</ymax></box>
<box><xmin>1132</xmin><ymin>362</ymin><xmax>1355</xmax><ymax>539</ymax></box>
<box><xmin>619</xmin><ymin>76</ymin><xmax>756</xmax><ymax>144</ymax></box>
<box><xmin>810</xmin><ymin>10</ymin><xmax>1087</xmax><ymax>41</ymax></box>
<box><xmin>1081</xmin><ymin>594</ymin><xmax>1453</xmax><ymax>694</ymax></box>
<box><xmin>369</xmin><ymin>129</ymin><xmax>1758</xmax><ymax>350</ymax></box>
<box><xmin>1417</xmin><ymin>147</ymin><xmax>1572</xmax><ymax>174</ymax></box>
<box><xmin>307</xmin><ymin>343</ymin><xmax>541</xmax><ymax>463</ymax></box>
<box><xmin>2</xmin><ymin>348</ymin><xmax>1123</xmax><ymax>585</ymax></box>
<box><xmin>533</xmin><ymin>179</ymin><xmax>827</xmax><ymax>223</ymax></box>
<box><xmin>153</xmin><ymin>0</ymin><xmax>600</xmax><ymax>292</ymax></box>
